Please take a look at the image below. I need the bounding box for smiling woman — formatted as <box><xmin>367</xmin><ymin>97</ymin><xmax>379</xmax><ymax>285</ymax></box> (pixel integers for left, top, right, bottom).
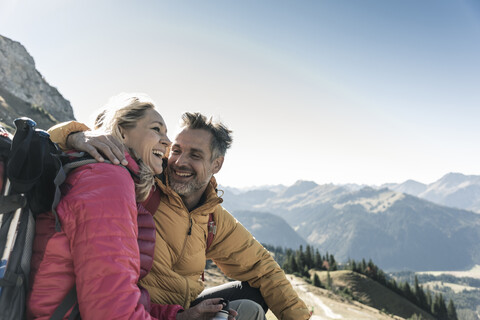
<box><xmin>92</xmin><ymin>94</ymin><xmax>171</xmax><ymax>201</ymax></box>
<box><xmin>121</xmin><ymin>108</ymin><xmax>170</xmax><ymax>175</ymax></box>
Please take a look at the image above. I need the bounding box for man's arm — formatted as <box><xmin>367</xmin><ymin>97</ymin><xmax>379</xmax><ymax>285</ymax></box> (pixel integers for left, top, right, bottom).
<box><xmin>208</xmin><ymin>207</ymin><xmax>311</xmax><ymax>320</ymax></box>
<box><xmin>48</xmin><ymin>121</ymin><xmax>128</xmax><ymax>165</ymax></box>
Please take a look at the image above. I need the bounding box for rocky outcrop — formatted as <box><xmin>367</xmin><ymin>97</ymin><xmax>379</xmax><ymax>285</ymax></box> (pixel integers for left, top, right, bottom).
<box><xmin>0</xmin><ymin>34</ymin><xmax>74</xmax><ymax>130</ymax></box>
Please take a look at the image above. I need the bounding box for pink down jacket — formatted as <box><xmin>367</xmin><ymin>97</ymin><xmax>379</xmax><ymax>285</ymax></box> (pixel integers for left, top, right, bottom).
<box><xmin>27</xmin><ymin>153</ymin><xmax>182</xmax><ymax>320</ymax></box>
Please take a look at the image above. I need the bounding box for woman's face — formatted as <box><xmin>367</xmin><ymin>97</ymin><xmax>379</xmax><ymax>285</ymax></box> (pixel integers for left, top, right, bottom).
<box><xmin>122</xmin><ymin>108</ymin><xmax>170</xmax><ymax>174</ymax></box>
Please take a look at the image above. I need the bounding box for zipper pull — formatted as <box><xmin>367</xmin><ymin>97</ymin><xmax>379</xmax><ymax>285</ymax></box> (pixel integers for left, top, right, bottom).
<box><xmin>188</xmin><ymin>217</ymin><xmax>192</xmax><ymax>235</ymax></box>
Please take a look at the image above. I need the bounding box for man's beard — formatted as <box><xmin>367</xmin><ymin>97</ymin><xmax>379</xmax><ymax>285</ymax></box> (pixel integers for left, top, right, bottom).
<box><xmin>167</xmin><ymin>166</ymin><xmax>209</xmax><ymax>197</ymax></box>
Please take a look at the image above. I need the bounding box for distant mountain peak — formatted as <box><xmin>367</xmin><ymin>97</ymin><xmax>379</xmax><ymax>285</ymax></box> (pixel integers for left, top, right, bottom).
<box><xmin>278</xmin><ymin>180</ymin><xmax>319</xmax><ymax>198</ymax></box>
<box><xmin>335</xmin><ymin>189</ymin><xmax>405</xmax><ymax>213</ymax></box>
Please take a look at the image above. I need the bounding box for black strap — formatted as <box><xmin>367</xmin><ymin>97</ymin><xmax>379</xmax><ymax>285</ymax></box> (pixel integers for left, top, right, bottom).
<box><xmin>0</xmin><ymin>207</ymin><xmax>14</xmax><ymax>259</ymax></box>
<box><xmin>0</xmin><ymin>270</ymin><xmax>24</xmax><ymax>287</ymax></box>
<box><xmin>50</xmin><ymin>285</ymin><xmax>79</xmax><ymax>320</ymax></box>
<box><xmin>68</xmin><ymin>302</ymin><xmax>80</xmax><ymax>320</ymax></box>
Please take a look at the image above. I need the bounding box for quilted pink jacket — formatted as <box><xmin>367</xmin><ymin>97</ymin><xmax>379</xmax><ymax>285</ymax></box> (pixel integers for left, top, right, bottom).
<box><xmin>27</xmin><ymin>154</ymin><xmax>182</xmax><ymax>319</ymax></box>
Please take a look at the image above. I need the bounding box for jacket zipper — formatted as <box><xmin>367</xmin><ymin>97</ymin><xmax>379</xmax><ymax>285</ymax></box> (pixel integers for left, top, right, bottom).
<box><xmin>173</xmin><ymin>212</ymin><xmax>193</xmax><ymax>269</ymax></box>
<box><xmin>188</xmin><ymin>217</ymin><xmax>193</xmax><ymax>235</ymax></box>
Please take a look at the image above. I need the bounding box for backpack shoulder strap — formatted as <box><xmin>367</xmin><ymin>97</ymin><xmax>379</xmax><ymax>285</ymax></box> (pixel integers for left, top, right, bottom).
<box><xmin>49</xmin><ymin>285</ymin><xmax>79</xmax><ymax>320</ymax></box>
<box><xmin>51</xmin><ymin>156</ymin><xmax>98</xmax><ymax>232</ymax></box>
<box><xmin>202</xmin><ymin>212</ymin><xmax>216</xmax><ymax>282</ymax></box>
<box><xmin>206</xmin><ymin>212</ymin><xmax>216</xmax><ymax>250</ymax></box>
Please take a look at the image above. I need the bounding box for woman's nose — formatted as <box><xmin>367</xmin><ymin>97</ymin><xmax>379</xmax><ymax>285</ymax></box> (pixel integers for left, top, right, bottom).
<box><xmin>161</xmin><ymin>136</ymin><xmax>171</xmax><ymax>147</ymax></box>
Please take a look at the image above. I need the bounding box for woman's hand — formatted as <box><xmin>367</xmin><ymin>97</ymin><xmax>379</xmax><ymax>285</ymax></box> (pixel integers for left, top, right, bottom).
<box><xmin>175</xmin><ymin>298</ymin><xmax>237</xmax><ymax>320</ymax></box>
<box><xmin>67</xmin><ymin>131</ymin><xmax>128</xmax><ymax>166</ymax></box>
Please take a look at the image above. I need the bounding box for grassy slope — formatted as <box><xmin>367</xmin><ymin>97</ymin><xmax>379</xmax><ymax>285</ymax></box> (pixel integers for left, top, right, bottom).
<box><xmin>314</xmin><ymin>270</ymin><xmax>435</xmax><ymax>320</ymax></box>
<box><xmin>205</xmin><ymin>264</ymin><xmax>435</xmax><ymax>319</ymax></box>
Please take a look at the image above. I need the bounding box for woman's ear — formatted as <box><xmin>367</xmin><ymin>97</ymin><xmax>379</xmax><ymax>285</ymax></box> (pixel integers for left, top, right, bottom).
<box><xmin>119</xmin><ymin>128</ymin><xmax>126</xmax><ymax>140</ymax></box>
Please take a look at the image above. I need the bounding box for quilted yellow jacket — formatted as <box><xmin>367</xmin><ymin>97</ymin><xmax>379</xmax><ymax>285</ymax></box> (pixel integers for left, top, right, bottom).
<box><xmin>48</xmin><ymin>121</ymin><xmax>310</xmax><ymax>320</ymax></box>
<box><xmin>140</xmin><ymin>176</ymin><xmax>310</xmax><ymax>319</ymax></box>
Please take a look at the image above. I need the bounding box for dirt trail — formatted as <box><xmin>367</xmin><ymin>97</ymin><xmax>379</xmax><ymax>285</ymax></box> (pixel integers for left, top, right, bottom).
<box><xmin>266</xmin><ymin>276</ymin><xmax>402</xmax><ymax>320</ymax></box>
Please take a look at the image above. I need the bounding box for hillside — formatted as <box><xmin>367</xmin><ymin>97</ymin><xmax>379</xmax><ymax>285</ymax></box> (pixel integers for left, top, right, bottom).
<box><xmin>313</xmin><ymin>270</ymin><xmax>434</xmax><ymax>319</ymax></box>
<box><xmin>0</xmin><ymin>34</ymin><xmax>74</xmax><ymax>131</ymax></box>
<box><xmin>204</xmin><ymin>265</ymin><xmax>427</xmax><ymax>319</ymax></box>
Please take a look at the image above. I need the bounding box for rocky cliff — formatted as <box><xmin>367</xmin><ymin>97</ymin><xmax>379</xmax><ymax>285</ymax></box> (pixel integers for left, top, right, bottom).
<box><xmin>0</xmin><ymin>34</ymin><xmax>75</xmax><ymax>131</ymax></box>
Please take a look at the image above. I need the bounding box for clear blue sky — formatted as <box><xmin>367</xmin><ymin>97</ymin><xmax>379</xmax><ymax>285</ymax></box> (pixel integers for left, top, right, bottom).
<box><xmin>1</xmin><ymin>0</ymin><xmax>479</xmax><ymax>187</ymax></box>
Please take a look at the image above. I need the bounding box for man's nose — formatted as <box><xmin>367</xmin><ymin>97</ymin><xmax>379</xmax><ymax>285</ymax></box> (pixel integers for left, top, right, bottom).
<box><xmin>174</xmin><ymin>153</ymin><xmax>187</xmax><ymax>166</ymax></box>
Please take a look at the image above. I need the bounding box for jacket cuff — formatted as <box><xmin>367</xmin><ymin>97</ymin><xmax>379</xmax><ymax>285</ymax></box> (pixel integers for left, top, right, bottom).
<box><xmin>47</xmin><ymin>121</ymin><xmax>90</xmax><ymax>150</ymax></box>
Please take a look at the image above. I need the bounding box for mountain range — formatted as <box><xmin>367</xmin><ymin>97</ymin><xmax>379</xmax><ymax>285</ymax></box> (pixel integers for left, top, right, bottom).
<box><xmin>222</xmin><ymin>176</ymin><xmax>480</xmax><ymax>272</ymax></box>
<box><xmin>382</xmin><ymin>172</ymin><xmax>480</xmax><ymax>213</ymax></box>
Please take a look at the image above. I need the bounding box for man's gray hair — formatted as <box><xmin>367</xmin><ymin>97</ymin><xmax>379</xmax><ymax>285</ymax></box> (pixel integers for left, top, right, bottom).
<box><xmin>180</xmin><ymin>112</ymin><xmax>233</xmax><ymax>160</ymax></box>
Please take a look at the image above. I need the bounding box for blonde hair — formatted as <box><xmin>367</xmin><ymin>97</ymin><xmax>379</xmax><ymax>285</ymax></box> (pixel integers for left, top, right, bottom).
<box><xmin>93</xmin><ymin>93</ymin><xmax>157</xmax><ymax>202</ymax></box>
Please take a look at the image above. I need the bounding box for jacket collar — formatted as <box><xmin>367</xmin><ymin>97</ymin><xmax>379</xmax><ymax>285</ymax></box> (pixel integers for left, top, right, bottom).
<box><xmin>125</xmin><ymin>153</ymin><xmax>140</xmax><ymax>175</ymax></box>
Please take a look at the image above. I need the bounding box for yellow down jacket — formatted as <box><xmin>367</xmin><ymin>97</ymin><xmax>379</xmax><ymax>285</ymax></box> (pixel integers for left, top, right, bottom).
<box><xmin>139</xmin><ymin>176</ymin><xmax>310</xmax><ymax>320</ymax></box>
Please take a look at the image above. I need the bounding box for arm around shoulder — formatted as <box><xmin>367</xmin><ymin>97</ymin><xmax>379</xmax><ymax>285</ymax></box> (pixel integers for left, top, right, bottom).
<box><xmin>48</xmin><ymin>120</ymin><xmax>90</xmax><ymax>150</ymax></box>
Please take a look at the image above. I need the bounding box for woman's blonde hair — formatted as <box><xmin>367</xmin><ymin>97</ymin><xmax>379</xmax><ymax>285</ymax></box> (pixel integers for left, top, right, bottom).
<box><xmin>93</xmin><ymin>93</ymin><xmax>157</xmax><ymax>202</ymax></box>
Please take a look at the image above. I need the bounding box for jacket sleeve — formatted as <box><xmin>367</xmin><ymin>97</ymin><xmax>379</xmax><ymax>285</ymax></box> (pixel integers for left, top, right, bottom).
<box><xmin>47</xmin><ymin>120</ymin><xmax>90</xmax><ymax>150</ymax></box>
<box><xmin>207</xmin><ymin>207</ymin><xmax>310</xmax><ymax>320</ymax></box>
<box><xmin>59</xmin><ymin>163</ymin><xmax>181</xmax><ymax>320</ymax></box>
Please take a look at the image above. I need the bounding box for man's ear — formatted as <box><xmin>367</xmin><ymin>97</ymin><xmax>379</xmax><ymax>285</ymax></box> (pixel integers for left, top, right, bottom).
<box><xmin>212</xmin><ymin>156</ymin><xmax>224</xmax><ymax>174</ymax></box>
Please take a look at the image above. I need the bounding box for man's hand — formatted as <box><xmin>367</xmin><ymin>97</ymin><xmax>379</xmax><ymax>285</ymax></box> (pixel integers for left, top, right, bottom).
<box><xmin>66</xmin><ymin>131</ymin><xmax>128</xmax><ymax>166</ymax></box>
<box><xmin>175</xmin><ymin>298</ymin><xmax>237</xmax><ymax>320</ymax></box>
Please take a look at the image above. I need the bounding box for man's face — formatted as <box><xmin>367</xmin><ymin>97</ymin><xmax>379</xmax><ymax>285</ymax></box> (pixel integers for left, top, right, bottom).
<box><xmin>167</xmin><ymin>128</ymin><xmax>223</xmax><ymax>198</ymax></box>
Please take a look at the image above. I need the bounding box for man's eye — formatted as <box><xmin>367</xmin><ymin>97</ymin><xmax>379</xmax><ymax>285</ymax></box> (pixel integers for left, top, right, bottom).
<box><xmin>152</xmin><ymin>127</ymin><xmax>160</xmax><ymax>132</ymax></box>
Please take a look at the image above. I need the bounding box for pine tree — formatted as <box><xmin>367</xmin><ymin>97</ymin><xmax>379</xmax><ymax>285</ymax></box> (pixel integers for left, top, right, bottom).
<box><xmin>377</xmin><ymin>269</ymin><xmax>387</xmax><ymax>286</ymax></box>
<box><xmin>402</xmin><ymin>282</ymin><xmax>415</xmax><ymax>303</ymax></box>
<box><xmin>432</xmin><ymin>293</ymin><xmax>448</xmax><ymax>320</ymax></box>
<box><xmin>305</xmin><ymin>245</ymin><xmax>313</xmax><ymax>269</ymax></box>
<box><xmin>425</xmin><ymin>288</ymin><xmax>433</xmax><ymax>313</ymax></box>
<box><xmin>296</xmin><ymin>246</ymin><xmax>306</xmax><ymax>272</ymax></box>
<box><xmin>438</xmin><ymin>294</ymin><xmax>448</xmax><ymax>320</ymax></box>
<box><xmin>329</xmin><ymin>254</ymin><xmax>337</xmax><ymax>271</ymax></box>
<box><xmin>303</xmin><ymin>265</ymin><xmax>310</xmax><ymax>278</ymax></box>
<box><xmin>314</xmin><ymin>249</ymin><xmax>322</xmax><ymax>270</ymax></box>
<box><xmin>326</xmin><ymin>271</ymin><xmax>332</xmax><ymax>290</ymax></box>
<box><xmin>361</xmin><ymin>258</ymin><xmax>367</xmax><ymax>273</ymax></box>
<box><xmin>282</xmin><ymin>249</ymin><xmax>293</xmax><ymax>273</ymax></box>
<box><xmin>447</xmin><ymin>299</ymin><xmax>458</xmax><ymax>320</ymax></box>
<box><xmin>351</xmin><ymin>259</ymin><xmax>358</xmax><ymax>273</ymax></box>
<box><xmin>312</xmin><ymin>273</ymin><xmax>321</xmax><ymax>287</ymax></box>
<box><xmin>290</xmin><ymin>254</ymin><xmax>299</xmax><ymax>274</ymax></box>
<box><xmin>414</xmin><ymin>276</ymin><xmax>428</xmax><ymax>311</ymax></box>
<box><xmin>366</xmin><ymin>259</ymin><xmax>377</xmax><ymax>280</ymax></box>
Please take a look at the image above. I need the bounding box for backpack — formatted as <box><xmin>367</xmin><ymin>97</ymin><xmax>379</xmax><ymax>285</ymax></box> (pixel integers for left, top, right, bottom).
<box><xmin>0</xmin><ymin>117</ymin><xmax>93</xmax><ymax>320</ymax></box>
